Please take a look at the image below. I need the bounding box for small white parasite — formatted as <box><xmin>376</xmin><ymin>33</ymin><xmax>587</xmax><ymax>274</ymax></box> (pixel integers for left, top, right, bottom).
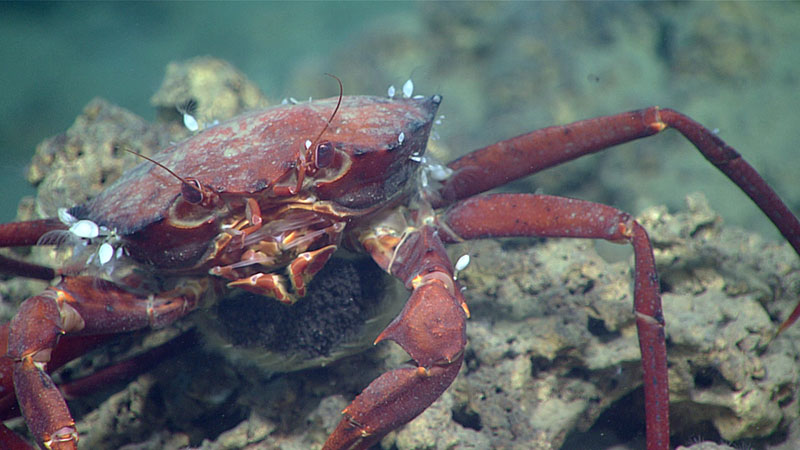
<box><xmin>455</xmin><ymin>254</ymin><xmax>470</xmax><ymax>271</ymax></box>
<box><xmin>398</xmin><ymin>132</ymin><xmax>405</xmax><ymax>144</ymax></box>
<box><xmin>69</xmin><ymin>220</ymin><xmax>100</xmax><ymax>239</ymax></box>
<box><xmin>402</xmin><ymin>79</ymin><xmax>414</xmax><ymax>98</ymax></box>
<box><xmin>177</xmin><ymin>100</ymin><xmax>200</xmax><ymax>132</ymax></box>
<box><xmin>182</xmin><ymin>112</ymin><xmax>199</xmax><ymax>132</ymax></box>
<box><xmin>58</xmin><ymin>208</ymin><xmax>78</xmax><ymax>226</ymax></box>
<box><xmin>427</xmin><ymin>162</ymin><xmax>453</xmax><ymax>181</ymax></box>
<box><xmin>387</xmin><ymin>85</ymin><xmax>396</xmax><ymax>98</ymax></box>
<box><xmin>454</xmin><ymin>254</ymin><xmax>471</xmax><ymax>280</ymax></box>
<box><xmin>98</xmin><ymin>242</ymin><xmax>114</xmax><ymax>265</ymax></box>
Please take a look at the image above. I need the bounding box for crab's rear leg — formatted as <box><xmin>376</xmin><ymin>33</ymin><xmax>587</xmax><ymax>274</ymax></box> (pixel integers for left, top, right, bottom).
<box><xmin>6</xmin><ymin>276</ymin><xmax>206</xmax><ymax>450</ymax></box>
<box><xmin>439</xmin><ymin>193</ymin><xmax>668</xmax><ymax>450</ymax></box>
<box><xmin>0</xmin><ymin>423</ymin><xmax>34</xmax><ymax>450</ymax></box>
<box><xmin>440</xmin><ymin>104</ymin><xmax>800</xmax><ymax>335</ymax></box>
<box><xmin>0</xmin><ymin>219</ymin><xmax>67</xmax><ymax>280</ymax></box>
<box><xmin>0</xmin><ymin>219</ymin><xmax>66</xmax><ymax>248</ymax></box>
<box><xmin>324</xmin><ymin>226</ymin><xmax>467</xmax><ymax>450</ymax></box>
<box><xmin>437</xmin><ymin>107</ymin><xmax>800</xmax><ymax>257</ymax></box>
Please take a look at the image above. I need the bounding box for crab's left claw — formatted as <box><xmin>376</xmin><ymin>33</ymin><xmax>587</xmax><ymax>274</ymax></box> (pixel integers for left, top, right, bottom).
<box><xmin>324</xmin><ymin>226</ymin><xmax>467</xmax><ymax>450</ymax></box>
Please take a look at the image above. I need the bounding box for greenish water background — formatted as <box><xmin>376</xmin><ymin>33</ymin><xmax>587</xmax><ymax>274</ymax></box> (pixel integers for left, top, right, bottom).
<box><xmin>1</xmin><ymin>2</ymin><xmax>798</xmax><ymax>241</ymax></box>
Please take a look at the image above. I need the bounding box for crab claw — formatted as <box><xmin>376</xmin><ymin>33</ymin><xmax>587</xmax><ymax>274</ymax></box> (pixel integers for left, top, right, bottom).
<box><xmin>324</xmin><ymin>227</ymin><xmax>467</xmax><ymax>450</ymax></box>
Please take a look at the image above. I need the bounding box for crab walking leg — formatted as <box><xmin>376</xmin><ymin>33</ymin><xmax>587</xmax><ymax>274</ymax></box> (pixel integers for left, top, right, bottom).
<box><xmin>325</xmin><ymin>226</ymin><xmax>468</xmax><ymax>450</ymax></box>
<box><xmin>0</xmin><ymin>219</ymin><xmax>66</xmax><ymax>247</ymax></box>
<box><xmin>438</xmin><ymin>107</ymin><xmax>800</xmax><ymax>257</ymax></box>
<box><xmin>439</xmin><ymin>193</ymin><xmax>668</xmax><ymax>450</ymax></box>
<box><xmin>6</xmin><ymin>276</ymin><xmax>206</xmax><ymax>450</ymax></box>
<box><xmin>0</xmin><ymin>218</ymin><xmax>66</xmax><ymax>280</ymax></box>
<box><xmin>0</xmin><ymin>324</ymin><xmax>114</xmax><ymax>422</ymax></box>
<box><xmin>58</xmin><ymin>329</ymin><xmax>198</xmax><ymax>400</ymax></box>
<box><xmin>0</xmin><ymin>254</ymin><xmax>55</xmax><ymax>281</ymax></box>
<box><xmin>0</xmin><ymin>423</ymin><xmax>33</xmax><ymax>450</ymax></box>
<box><xmin>0</xmin><ymin>329</ymin><xmax>196</xmax><ymax>449</ymax></box>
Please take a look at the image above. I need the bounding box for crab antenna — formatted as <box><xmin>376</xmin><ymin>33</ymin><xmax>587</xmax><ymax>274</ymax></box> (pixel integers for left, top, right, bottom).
<box><xmin>310</xmin><ymin>73</ymin><xmax>344</xmax><ymax>147</ymax></box>
<box><xmin>121</xmin><ymin>146</ymin><xmax>198</xmax><ymax>192</ymax></box>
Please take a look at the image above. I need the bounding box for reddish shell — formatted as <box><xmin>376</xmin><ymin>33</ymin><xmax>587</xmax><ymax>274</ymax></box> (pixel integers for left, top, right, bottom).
<box><xmin>72</xmin><ymin>95</ymin><xmax>441</xmax><ymax>235</ymax></box>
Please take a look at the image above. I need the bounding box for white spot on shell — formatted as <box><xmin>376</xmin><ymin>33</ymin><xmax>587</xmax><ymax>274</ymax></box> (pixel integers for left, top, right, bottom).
<box><xmin>402</xmin><ymin>79</ymin><xmax>414</xmax><ymax>98</ymax></box>
<box><xmin>305</xmin><ymin>139</ymin><xmax>312</xmax><ymax>150</ymax></box>
<box><xmin>69</xmin><ymin>220</ymin><xmax>99</xmax><ymax>239</ymax></box>
<box><xmin>387</xmin><ymin>85</ymin><xmax>396</xmax><ymax>98</ymax></box>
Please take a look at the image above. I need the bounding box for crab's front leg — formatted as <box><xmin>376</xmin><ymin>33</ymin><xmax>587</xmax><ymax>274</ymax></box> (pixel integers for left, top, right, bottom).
<box><xmin>324</xmin><ymin>225</ymin><xmax>468</xmax><ymax>450</ymax></box>
<box><xmin>5</xmin><ymin>276</ymin><xmax>206</xmax><ymax>450</ymax></box>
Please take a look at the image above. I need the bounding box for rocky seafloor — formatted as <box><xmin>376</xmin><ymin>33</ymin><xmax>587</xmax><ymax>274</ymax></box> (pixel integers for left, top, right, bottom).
<box><xmin>0</xmin><ymin>56</ymin><xmax>797</xmax><ymax>450</ymax></box>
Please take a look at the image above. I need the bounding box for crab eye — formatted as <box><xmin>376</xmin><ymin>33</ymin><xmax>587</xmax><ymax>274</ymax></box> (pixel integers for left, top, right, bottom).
<box><xmin>314</xmin><ymin>141</ymin><xmax>335</xmax><ymax>169</ymax></box>
<box><xmin>181</xmin><ymin>179</ymin><xmax>203</xmax><ymax>204</ymax></box>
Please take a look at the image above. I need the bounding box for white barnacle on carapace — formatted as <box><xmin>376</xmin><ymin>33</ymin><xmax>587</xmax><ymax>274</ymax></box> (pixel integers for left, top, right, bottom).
<box><xmin>402</xmin><ymin>79</ymin><xmax>414</xmax><ymax>98</ymax></box>
<box><xmin>43</xmin><ymin>207</ymin><xmax>127</xmax><ymax>277</ymax></box>
<box><xmin>409</xmin><ymin>152</ymin><xmax>423</xmax><ymax>163</ymax></box>
<box><xmin>409</xmin><ymin>153</ymin><xmax>454</xmax><ymax>203</ymax></box>
<box><xmin>97</xmin><ymin>242</ymin><xmax>115</xmax><ymax>266</ymax></box>
<box><xmin>177</xmin><ymin>100</ymin><xmax>200</xmax><ymax>132</ymax></box>
<box><xmin>454</xmin><ymin>254</ymin><xmax>471</xmax><ymax>272</ymax></box>
<box><xmin>69</xmin><ymin>220</ymin><xmax>100</xmax><ymax>239</ymax></box>
<box><xmin>182</xmin><ymin>112</ymin><xmax>199</xmax><ymax>132</ymax></box>
<box><xmin>453</xmin><ymin>254</ymin><xmax>471</xmax><ymax>280</ymax></box>
<box><xmin>411</xmin><ymin>154</ymin><xmax>453</xmax><ymax>184</ymax></box>
<box><xmin>58</xmin><ymin>207</ymin><xmax>77</xmax><ymax>226</ymax></box>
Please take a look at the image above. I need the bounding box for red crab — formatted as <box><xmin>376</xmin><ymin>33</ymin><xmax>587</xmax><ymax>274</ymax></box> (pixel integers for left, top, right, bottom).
<box><xmin>0</xmin><ymin>76</ymin><xmax>798</xmax><ymax>450</ymax></box>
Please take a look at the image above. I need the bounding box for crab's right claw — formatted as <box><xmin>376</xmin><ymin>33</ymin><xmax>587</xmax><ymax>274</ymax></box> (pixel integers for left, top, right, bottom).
<box><xmin>324</xmin><ymin>227</ymin><xmax>467</xmax><ymax>450</ymax></box>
